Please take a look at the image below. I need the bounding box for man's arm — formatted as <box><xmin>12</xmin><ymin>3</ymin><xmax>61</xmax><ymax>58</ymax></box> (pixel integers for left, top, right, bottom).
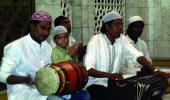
<box><xmin>137</xmin><ymin>56</ymin><xmax>170</xmax><ymax>78</ymax></box>
<box><xmin>137</xmin><ymin>56</ymin><xmax>155</xmax><ymax>72</ymax></box>
<box><xmin>7</xmin><ymin>75</ymin><xmax>34</xmax><ymax>85</ymax></box>
<box><xmin>88</xmin><ymin>68</ymin><xmax>123</xmax><ymax>80</ymax></box>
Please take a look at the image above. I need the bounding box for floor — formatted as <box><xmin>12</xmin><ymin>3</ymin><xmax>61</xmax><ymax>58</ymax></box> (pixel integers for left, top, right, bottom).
<box><xmin>163</xmin><ymin>93</ymin><xmax>170</xmax><ymax>100</ymax></box>
<box><xmin>0</xmin><ymin>91</ymin><xmax>7</xmax><ymax>100</ymax></box>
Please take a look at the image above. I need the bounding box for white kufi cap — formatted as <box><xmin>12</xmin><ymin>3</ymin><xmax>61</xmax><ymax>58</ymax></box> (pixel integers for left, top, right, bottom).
<box><xmin>128</xmin><ymin>16</ymin><xmax>143</xmax><ymax>25</ymax></box>
<box><xmin>102</xmin><ymin>11</ymin><xmax>122</xmax><ymax>24</ymax></box>
<box><xmin>53</xmin><ymin>25</ymin><xmax>68</xmax><ymax>38</ymax></box>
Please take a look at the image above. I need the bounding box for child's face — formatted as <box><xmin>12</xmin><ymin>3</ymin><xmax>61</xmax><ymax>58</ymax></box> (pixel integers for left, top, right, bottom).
<box><xmin>54</xmin><ymin>32</ymin><xmax>69</xmax><ymax>48</ymax></box>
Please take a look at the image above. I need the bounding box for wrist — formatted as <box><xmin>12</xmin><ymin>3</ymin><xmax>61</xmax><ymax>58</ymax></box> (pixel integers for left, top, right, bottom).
<box><xmin>106</xmin><ymin>73</ymin><xmax>110</xmax><ymax>78</ymax></box>
<box><xmin>24</xmin><ymin>76</ymin><xmax>33</xmax><ymax>84</ymax></box>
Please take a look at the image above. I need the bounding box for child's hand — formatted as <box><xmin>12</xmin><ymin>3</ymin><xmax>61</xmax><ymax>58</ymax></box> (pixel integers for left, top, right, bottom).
<box><xmin>67</xmin><ymin>44</ymin><xmax>78</xmax><ymax>58</ymax></box>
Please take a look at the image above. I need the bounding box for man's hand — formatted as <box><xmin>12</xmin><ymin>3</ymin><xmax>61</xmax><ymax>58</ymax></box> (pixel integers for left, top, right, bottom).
<box><xmin>108</xmin><ymin>73</ymin><xmax>123</xmax><ymax>80</ymax></box>
<box><xmin>155</xmin><ymin>70</ymin><xmax>170</xmax><ymax>79</ymax></box>
<box><xmin>24</xmin><ymin>75</ymin><xmax>34</xmax><ymax>85</ymax></box>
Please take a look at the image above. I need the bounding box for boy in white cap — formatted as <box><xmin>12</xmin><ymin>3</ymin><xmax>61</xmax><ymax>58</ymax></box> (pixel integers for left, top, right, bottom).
<box><xmin>53</xmin><ymin>16</ymin><xmax>87</xmax><ymax>63</ymax></box>
<box><xmin>48</xmin><ymin>25</ymin><xmax>90</xmax><ymax>100</ymax></box>
<box><xmin>122</xmin><ymin>16</ymin><xmax>152</xmax><ymax>76</ymax></box>
<box><xmin>84</xmin><ymin>11</ymin><xmax>170</xmax><ymax>100</ymax></box>
<box><xmin>51</xmin><ymin>25</ymin><xmax>76</xmax><ymax>63</ymax></box>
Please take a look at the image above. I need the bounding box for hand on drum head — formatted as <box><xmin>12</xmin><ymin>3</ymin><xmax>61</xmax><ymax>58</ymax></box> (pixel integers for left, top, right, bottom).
<box><xmin>24</xmin><ymin>75</ymin><xmax>34</xmax><ymax>85</ymax></box>
<box><xmin>108</xmin><ymin>73</ymin><xmax>123</xmax><ymax>80</ymax></box>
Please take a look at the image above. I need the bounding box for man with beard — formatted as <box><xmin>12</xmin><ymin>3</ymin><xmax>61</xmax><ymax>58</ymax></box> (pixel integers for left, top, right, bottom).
<box><xmin>84</xmin><ymin>11</ymin><xmax>169</xmax><ymax>100</ymax></box>
<box><xmin>0</xmin><ymin>11</ymin><xmax>52</xmax><ymax>100</ymax></box>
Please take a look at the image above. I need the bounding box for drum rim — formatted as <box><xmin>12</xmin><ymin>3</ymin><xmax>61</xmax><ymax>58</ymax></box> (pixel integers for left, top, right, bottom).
<box><xmin>52</xmin><ymin>66</ymin><xmax>66</xmax><ymax>94</ymax></box>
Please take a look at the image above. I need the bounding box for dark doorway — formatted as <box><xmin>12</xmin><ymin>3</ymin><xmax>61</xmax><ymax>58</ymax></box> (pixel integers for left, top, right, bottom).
<box><xmin>0</xmin><ymin>0</ymin><xmax>35</xmax><ymax>91</ymax></box>
<box><xmin>0</xmin><ymin>0</ymin><xmax>35</xmax><ymax>60</ymax></box>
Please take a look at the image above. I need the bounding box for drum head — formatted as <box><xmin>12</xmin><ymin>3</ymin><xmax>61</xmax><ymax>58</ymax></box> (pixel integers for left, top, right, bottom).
<box><xmin>35</xmin><ymin>67</ymin><xmax>60</xmax><ymax>95</ymax></box>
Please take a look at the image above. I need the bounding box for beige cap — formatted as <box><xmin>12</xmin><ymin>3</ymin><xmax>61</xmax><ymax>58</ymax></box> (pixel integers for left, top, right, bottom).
<box><xmin>128</xmin><ymin>16</ymin><xmax>143</xmax><ymax>25</ymax></box>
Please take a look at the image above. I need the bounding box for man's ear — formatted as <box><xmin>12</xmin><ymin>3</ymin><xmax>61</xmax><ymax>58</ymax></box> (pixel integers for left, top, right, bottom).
<box><xmin>105</xmin><ymin>24</ymin><xmax>110</xmax><ymax>31</ymax></box>
<box><xmin>30</xmin><ymin>23</ymin><xmax>36</xmax><ymax>31</ymax></box>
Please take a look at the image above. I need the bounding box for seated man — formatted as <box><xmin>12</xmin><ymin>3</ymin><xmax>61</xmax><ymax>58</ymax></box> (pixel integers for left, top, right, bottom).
<box><xmin>84</xmin><ymin>11</ymin><xmax>170</xmax><ymax>100</ymax></box>
<box><xmin>121</xmin><ymin>16</ymin><xmax>152</xmax><ymax>77</ymax></box>
<box><xmin>0</xmin><ymin>11</ymin><xmax>52</xmax><ymax>100</ymax></box>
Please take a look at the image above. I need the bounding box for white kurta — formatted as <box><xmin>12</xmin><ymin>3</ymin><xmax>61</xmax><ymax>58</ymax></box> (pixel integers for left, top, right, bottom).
<box><xmin>126</xmin><ymin>36</ymin><xmax>152</xmax><ymax>62</ymax></box>
<box><xmin>0</xmin><ymin>34</ymin><xmax>52</xmax><ymax>100</ymax></box>
<box><xmin>84</xmin><ymin>33</ymin><xmax>143</xmax><ymax>87</ymax></box>
<box><xmin>120</xmin><ymin>36</ymin><xmax>152</xmax><ymax>77</ymax></box>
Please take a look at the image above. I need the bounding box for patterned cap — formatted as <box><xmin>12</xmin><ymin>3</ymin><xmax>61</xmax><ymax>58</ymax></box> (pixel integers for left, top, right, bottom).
<box><xmin>31</xmin><ymin>11</ymin><xmax>52</xmax><ymax>22</ymax></box>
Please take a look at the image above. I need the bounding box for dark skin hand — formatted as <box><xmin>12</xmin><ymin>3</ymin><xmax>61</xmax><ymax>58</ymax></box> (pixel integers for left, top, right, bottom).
<box><xmin>88</xmin><ymin>56</ymin><xmax>170</xmax><ymax>81</ymax></box>
<box><xmin>88</xmin><ymin>68</ymin><xmax>123</xmax><ymax>80</ymax></box>
<box><xmin>137</xmin><ymin>56</ymin><xmax>170</xmax><ymax>78</ymax></box>
<box><xmin>7</xmin><ymin>75</ymin><xmax>34</xmax><ymax>85</ymax></box>
<box><xmin>67</xmin><ymin>44</ymin><xmax>78</xmax><ymax>59</ymax></box>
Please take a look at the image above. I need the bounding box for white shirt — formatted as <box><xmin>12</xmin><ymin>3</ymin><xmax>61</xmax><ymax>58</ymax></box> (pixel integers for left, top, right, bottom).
<box><xmin>126</xmin><ymin>36</ymin><xmax>152</xmax><ymax>62</ymax></box>
<box><xmin>120</xmin><ymin>36</ymin><xmax>152</xmax><ymax>77</ymax></box>
<box><xmin>0</xmin><ymin>34</ymin><xmax>52</xmax><ymax>100</ymax></box>
<box><xmin>84</xmin><ymin>33</ymin><xmax>143</xmax><ymax>87</ymax></box>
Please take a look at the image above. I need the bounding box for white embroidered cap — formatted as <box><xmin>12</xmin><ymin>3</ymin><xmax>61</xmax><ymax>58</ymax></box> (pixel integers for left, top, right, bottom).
<box><xmin>102</xmin><ymin>11</ymin><xmax>122</xmax><ymax>24</ymax></box>
<box><xmin>128</xmin><ymin>16</ymin><xmax>143</xmax><ymax>25</ymax></box>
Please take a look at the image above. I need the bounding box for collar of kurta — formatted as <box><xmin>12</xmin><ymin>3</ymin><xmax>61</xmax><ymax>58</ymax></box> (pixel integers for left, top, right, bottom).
<box><xmin>126</xmin><ymin>35</ymin><xmax>140</xmax><ymax>45</ymax></box>
<box><xmin>55</xmin><ymin>45</ymin><xmax>67</xmax><ymax>52</ymax></box>
<box><xmin>28</xmin><ymin>33</ymin><xmax>48</xmax><ymax>49</ymax></box>
<box><xmin>103</xmin><ymin>34</ymin><xmax>115</xmax><ymax>46</ymax></box>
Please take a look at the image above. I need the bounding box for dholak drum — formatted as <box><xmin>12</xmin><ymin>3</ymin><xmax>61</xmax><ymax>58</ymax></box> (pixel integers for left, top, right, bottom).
<box><xmin>35</xmin><ymin>61</ymin><xmax>88</xmax><ymax>96</ymax></box>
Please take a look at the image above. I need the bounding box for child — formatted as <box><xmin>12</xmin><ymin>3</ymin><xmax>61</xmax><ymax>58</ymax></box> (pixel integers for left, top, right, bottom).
<box><xmin>51</xmin><ymin>25</ymin><xmax>77</xmax><ymax>63</ymax></box>
<box><xmin>48</xmin><ymin>25</ymin><xmax>90</xmax><ymax>100</ymax></box>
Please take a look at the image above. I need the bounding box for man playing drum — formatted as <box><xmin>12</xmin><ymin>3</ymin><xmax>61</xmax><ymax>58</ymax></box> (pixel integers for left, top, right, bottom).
<box><xmin>0</xmin><ymin>11</ymin><xmax>52</xmax><ymax>100</ymax></box>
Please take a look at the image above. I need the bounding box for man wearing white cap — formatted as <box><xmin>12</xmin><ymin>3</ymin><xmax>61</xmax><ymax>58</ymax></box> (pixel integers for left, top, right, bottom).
<box><xmin>84</xmin><ymin>11</ymin><xmax>167</xmax><ymax>100</ymax></box>
<box><xmin>121</xmin><ymin>16</ymin><xmax>152</xmax><ymax>76</ymax></box>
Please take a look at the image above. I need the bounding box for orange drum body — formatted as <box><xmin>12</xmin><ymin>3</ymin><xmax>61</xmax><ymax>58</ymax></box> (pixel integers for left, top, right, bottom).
<box><xmin>35</xmin><ymin>61</ymin><xmax>88</xmax><ymax>95</ymax></box>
